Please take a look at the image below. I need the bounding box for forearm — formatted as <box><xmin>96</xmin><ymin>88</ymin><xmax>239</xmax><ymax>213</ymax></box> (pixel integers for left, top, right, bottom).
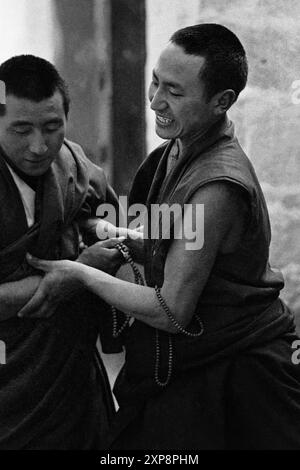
<box><xmin>0</xmin><ymin>276</ymin><xmax>41</xmax><ymax>321</ymax></box>
<box><xmin>79</xmin><ymin>265</ymin><xmax>174</xmax><ymax>332</ymax></box>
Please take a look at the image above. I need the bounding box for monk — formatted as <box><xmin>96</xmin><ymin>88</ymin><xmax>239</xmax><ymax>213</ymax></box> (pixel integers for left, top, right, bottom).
<box><xmin>20</xmin><ymin>26</ymin><xmax>300</xmax><ymax>449</ymax></box>
<box><xmin>0</xmin><ymin>55</ymin><xmax>122</xmax><ymax>449</ymax></box>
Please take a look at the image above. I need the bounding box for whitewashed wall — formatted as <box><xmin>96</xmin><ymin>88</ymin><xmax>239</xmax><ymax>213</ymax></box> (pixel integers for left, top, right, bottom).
<box><xmin>0</xmin><ymin>0</ymin><xmax>59</xmax><ymax>63</ymax></box>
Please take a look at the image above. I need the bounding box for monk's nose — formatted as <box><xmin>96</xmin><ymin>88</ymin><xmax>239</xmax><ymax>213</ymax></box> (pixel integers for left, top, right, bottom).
<box><xmin>29</xmin><ymin>131</ymin><xmax>48</xmax><ymax>155</ymax></box>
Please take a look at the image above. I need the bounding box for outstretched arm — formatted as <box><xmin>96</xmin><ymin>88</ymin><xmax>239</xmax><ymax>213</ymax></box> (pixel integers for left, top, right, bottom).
<box><xmin>18</xmin><ymin>182</ymin><xmax>248</xmax><ymax>331</ymax></box>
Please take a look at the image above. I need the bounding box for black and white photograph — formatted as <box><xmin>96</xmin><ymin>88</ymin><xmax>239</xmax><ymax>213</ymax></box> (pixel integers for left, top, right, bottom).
<box><xmin>0</xmin><ymin>0</ymin><xmax>299</xmax><ymax>456</ymax></box>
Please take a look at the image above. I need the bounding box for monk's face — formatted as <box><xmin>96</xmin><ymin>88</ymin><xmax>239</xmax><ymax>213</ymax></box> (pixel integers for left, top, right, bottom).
<box><xmin>148</xmin><ymin>43</ymin><xmax>216</xmax><ymax>144</ymax></box>
<box><xmin>0</xmin><ymin>90</ymin><xmax>66</xmax><ymax>176</ymax></box>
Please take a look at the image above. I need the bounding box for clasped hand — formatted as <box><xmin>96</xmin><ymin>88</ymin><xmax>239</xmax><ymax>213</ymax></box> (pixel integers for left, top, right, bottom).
<box><xmin>18</xmin><ymin>237</ymin><xmax>124</xmax><ymax>318</ymax></box>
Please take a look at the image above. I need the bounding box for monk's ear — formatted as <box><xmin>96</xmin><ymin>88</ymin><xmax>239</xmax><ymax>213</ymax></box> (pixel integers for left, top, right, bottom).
<box><xmin>212</xmin><ymin>89</ymin><xmax>236</xmax><ymax>116</ymax></box>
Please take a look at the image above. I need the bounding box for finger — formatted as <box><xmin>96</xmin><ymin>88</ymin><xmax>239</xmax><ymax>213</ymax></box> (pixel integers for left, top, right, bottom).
<box><xmin>110</xmin><ymin>248</ymin><xmax>122</xmax><ymax>258</ymax></box>
<box><xmin>26</xmin><ymin>253</ymin><xmax>56</xmax><ymax>272</ymax></box>
<box><xmin>96</xmin><ymin>220</ymin><xmax>116</xmax><ymax>239</ymax></box>
<box><xmin>127</xmin><ymin>229</ymin><xmax>143</xmax><ymax>240</ymax></box>
<box><xmin>18</xmin><ymin>288</ymin><xmax>47</xmax><ymax>317</ymax></box>
<box><xmin>115</xmin><ymin>227</ymin><xmax>129</xmax><ymax>237</ymax></box>
<box><xmin>97</xmin><ymin>237</ymin><xmax>125</xmax><ymax>248</ymax></box>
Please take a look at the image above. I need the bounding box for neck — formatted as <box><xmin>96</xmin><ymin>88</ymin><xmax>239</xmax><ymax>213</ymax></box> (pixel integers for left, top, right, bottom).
<box><xmin>178</xmin><ymin>115</ymin><xmax>225</xmax><ymax>154</ymax></box>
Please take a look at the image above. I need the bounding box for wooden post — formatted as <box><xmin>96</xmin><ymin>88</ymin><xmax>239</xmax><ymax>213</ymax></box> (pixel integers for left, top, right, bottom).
<box><xmin>54</xmin><ymin>0</ymin><xmax>101</xmax><ymax>163</ymax></box>
<box><xmin>110</xmin><ymin>0</ymin><xmax>146</xmax><ymax>195</ymax></box>
<box><xmin>54</xmin><ymin>0</ymin><xmax>146</xmax><ymax>194</ymax></box>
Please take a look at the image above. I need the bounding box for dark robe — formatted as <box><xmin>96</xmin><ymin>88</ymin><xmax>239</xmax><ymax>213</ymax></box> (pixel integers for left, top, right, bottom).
<box><xmin>0</xmin><ymin>140</ymin><xmax>117</xmax><ymax>449</ymax></box>
<box><xmin>107</xmin><ymin>117</ymin><xmax>300</xmax><ymax>450</ymax></box>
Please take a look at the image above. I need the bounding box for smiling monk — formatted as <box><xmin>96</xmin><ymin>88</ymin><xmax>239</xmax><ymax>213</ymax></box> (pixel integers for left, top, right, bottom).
<box><xmin>18</xmin><ymin>26</ymin><xmax>300</xmax><ymax>450</ymax></box>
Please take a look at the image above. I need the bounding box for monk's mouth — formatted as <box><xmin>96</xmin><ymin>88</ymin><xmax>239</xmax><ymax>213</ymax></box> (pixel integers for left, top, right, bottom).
<box><xmin>25</xmin><ymin>157</ymin><xmax>51</xmax><ymax>164</ymax></box>
<box><xmin>156</xmin><ymin>115</ymin><xmax>173</xmax><ymax>126</ymax></box>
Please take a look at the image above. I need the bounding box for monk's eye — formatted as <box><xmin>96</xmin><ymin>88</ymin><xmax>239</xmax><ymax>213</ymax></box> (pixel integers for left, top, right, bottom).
<box><xmin>169</xmin><ymin>89</ymin><xmax>182</xmax><ymax>97</ymax></box>
<box><xmin>13</xmin><ymin>127</ymin><xmax>32</xmax><ymax>135</ymax></box>
<box><xmin>151</xmin><ymin>72</ymin><xmax>159</xmax><ymax>87</ymax></box>
<box><xmin>44</xmin><ymin>123</ymin><xmax>63</xmax><ymax>132</ymax></box>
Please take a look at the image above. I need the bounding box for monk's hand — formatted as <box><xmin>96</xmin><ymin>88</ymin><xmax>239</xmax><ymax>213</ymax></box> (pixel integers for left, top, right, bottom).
<box><xmin>114</xmin><ymin>225</ymin><xmax>144</xmax><ymax>240</ymax></box>
<box><xmin>106</xmin><ymin>226</ymin><xmax>144</xmax><ymax>264</ymax></box>
<box><xmin>18</xmin><ymin>255</ymin><xmax>85</xmax><ymax>318</ymax></box>
<box><xmin>77</xmin><ymin>237</ymin><xmax>125</xmax><ymax>274</ymax></box>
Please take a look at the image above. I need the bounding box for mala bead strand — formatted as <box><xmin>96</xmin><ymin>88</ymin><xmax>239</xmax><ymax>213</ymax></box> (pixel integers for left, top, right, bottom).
<box><xmin>154</xmin><ymin>286</ymin><xmax>204</xmax><ymax>338</ymax></box>
<box><xmin>112</xmin><ymin>307</ymin><xmax>130</xmax><ymax>338</ymax></box>
<box><xmin>116</xmin><ymin>243</ymin><xmax>145</xmax><ymax>285</ymax></box>
<box><xmin>110</xmin><ymin>242</ymin><xmax>203</xmax><ymax>387</ymax></box>
<box><xmin>111</xmin><ymin>242</ymin><xmax>144</xmax><ymax>338</ymax></box>
<box><xmin>154</xmin><ymin>330</ymin><xmax>173</xmax><ymax>387</ymax></box>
